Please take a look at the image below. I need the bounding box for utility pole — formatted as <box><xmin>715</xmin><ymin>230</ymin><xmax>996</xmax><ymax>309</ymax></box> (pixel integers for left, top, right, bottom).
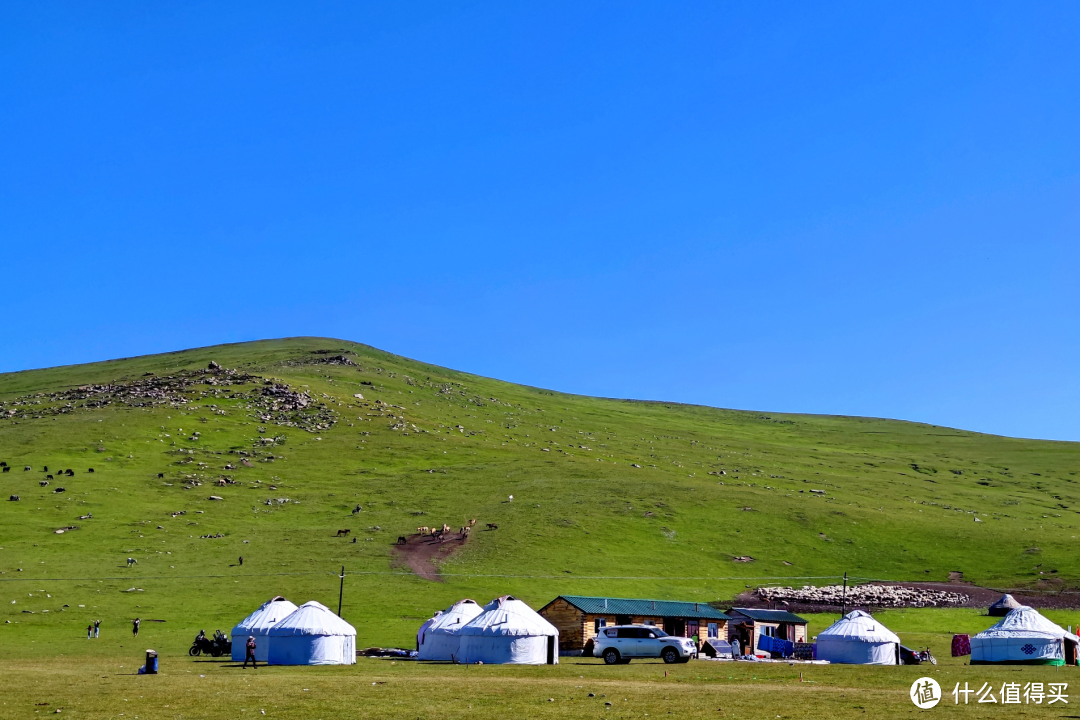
<box><xmin>838</xmin><ymin>569</ymin><xmax>846</xmax><ymax>617</ymax></box>
<box><xmin>337</xmin><ymin>566</ymin><xmax>345</xmax><ymax>617</ymax></box>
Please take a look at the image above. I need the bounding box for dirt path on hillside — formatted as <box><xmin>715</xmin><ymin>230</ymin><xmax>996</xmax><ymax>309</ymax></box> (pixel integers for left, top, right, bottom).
<box><xmin>391</xmin><ymin>532</ymin><xmax>468</xmax><ymax>582</ymax></box>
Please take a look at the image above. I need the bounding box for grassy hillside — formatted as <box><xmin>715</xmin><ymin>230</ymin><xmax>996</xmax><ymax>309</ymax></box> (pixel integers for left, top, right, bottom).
<box><xmin>1</xmin><ymin>337</ymin><xmax>1079</xmax><ymax>652</ymax></box>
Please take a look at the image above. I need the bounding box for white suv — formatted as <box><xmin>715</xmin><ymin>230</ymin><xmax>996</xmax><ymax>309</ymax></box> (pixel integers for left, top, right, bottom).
<box><xmin>593</xmin><ymin>625</ymin><xmax>697</xmax><ymax>664</ymax></box>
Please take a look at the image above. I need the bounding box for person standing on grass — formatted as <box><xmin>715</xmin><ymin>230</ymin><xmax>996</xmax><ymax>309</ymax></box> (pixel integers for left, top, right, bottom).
<box><xmin>132</xmin><ymin>617</ymin><xmax>141</xmax><ymax>637</ymax></box>
<box><xmin>243</xmin><ymin>635</ymin><xmax>258</xmax><ymax>669</ymax></box>
<box><xmin>93</xmin><ymin>619</ymin><xmax>101</xmax><ymax>638</ymax></box>
<box><xmin>87</xmin><ymin>623</ymin><xmax>93</xmax><ymax>639</ymax></box>
<box><xmin>239</xmin><ymin>556</ymin><xmax>243</xmax><ymax>566</ymax></box>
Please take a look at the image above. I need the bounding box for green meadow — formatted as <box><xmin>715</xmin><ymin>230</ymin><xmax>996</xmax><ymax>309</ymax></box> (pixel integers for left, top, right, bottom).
<box><xmin>2</xmin><ymin>337</ymin><xmax>1079</xmax><ymax>718</ymax></box>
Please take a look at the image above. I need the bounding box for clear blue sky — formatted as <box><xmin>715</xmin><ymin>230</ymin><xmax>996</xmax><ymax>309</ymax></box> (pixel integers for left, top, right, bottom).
<box><xmin>2</xmin><ymin>2</ymin><xmax>1078</xmax><ymax>440</ymax></box>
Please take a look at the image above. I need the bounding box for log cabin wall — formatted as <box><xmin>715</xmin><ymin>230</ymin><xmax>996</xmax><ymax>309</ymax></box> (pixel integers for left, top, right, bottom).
<box><xmin>539</xmin><ymin>598</ymin><xmax>589</xmax><ymax>651</ymax></box>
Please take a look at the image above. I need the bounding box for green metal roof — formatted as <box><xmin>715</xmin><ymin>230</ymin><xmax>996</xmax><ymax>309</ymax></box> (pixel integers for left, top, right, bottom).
<box><xmin>548</xmin><ymin>595</ymin><xmax>730</xmax><ymax>620</ymax></box>
<box><xmin>727</xmin><ymin>607</ymin><xmax>808</xmax><ymax>624</ymax></box>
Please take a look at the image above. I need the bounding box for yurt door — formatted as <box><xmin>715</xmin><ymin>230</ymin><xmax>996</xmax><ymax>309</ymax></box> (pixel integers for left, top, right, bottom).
<box><xmin>547</xmin><ymin>636</ymin><xmax>556</xmax><ymax>664</ymax></box>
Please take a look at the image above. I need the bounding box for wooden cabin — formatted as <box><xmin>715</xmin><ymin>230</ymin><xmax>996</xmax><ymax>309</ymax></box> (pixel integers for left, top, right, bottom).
<box><xmin>725</xmin><ymin>608</ymin><xmax>808</xmax><ymax>656</ymax></box>
<box><xmin>540</xmin><ymin>595</ymin><xmax>731</xmax><ymax>654</ymax></box>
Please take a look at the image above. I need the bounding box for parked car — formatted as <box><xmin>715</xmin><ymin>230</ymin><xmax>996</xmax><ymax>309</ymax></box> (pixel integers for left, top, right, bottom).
<box><xmin>593</xmin><ymin>625</ymin><xmax>697</xmax><ymax>664</ymax></box>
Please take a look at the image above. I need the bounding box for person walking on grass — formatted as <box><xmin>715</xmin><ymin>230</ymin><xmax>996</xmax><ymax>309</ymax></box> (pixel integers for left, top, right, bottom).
<box><xmin>94</xmin><ymin>619</ymin><xmax>101</xmax><ymax>638</ymax></box>
<box><xmin>132</xmin><ymin>617</ymin><xmax>141</xmax><ymax>637</ymax></box>
<box><xmin>243</xmin><ymin>635</ymin><xmax>258</xmax><ymax>669</ymax></box>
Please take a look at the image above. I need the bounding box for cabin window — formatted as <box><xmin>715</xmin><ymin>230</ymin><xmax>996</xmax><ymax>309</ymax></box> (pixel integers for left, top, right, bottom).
<box><xmin>762</xmin><ymin>625</ymin><xmax>775</xmax><ymax>637</ymax></box>
<box><xmin>707</xmin><ymin>623</ymin><xmax>719</xmax><ymax>638</ymax></box>
<box><xmin>594</xmin><ymin>617</ymin><xmax>608</xmax><ymax>633</ymax></box>
<box><xmin>643</xmin><ymin>619</ymin><xmax>656</xmax><ymax>627</ymax></box>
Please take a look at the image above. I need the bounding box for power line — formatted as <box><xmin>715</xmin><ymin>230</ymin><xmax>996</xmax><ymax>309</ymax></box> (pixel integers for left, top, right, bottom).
<box><xmin>2</xmin><ymin>571</ymin><xmax>886</xmax><ymax>583</ymax></box>
<box><xmin>0</xmin><ymin>571</ymin><xmax>331</xmax><ymax>582</ymax></box>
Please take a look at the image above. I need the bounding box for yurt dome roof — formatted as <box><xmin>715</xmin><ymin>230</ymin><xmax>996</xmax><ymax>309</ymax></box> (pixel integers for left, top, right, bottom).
<box><xmin>267</xmin><ymin>601</ymin><xmax>356</xmax><ymax>637</ymax></box>
<box><xmin>989</xmin><ymin>591</ymin><xmax>1019</xmax><ymax>613</ymax></box>
<box><xmin>818</xmin><ymin>610</ymin><xmax>900</xmax><ymax>644</ymax></box>
<box><xmin>458</xmin><ymin>596</ymin><xmax>558</xmax><ymax>637</ymax></box>
<box><xmin>975</xmin><ymin>606</ymin><xmax>1078</xmax><ymax>642</ymax></box>
<box><xmin>231</xmin><ymin>596</ymin><xmax>300</xmax><ymax>635</ymax></box>
<box><xmin>427</xmin><ymin>599</ymin><xmax>483</xmax><ymax>635</ymax></box>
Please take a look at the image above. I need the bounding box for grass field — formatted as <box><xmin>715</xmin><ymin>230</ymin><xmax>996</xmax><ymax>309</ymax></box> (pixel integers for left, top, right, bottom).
<box><xmin>3</xmin><ymin>641</ymin><xmax>1077</xmax><ymax>719</ymax></box>
<box><xmin>2</xmin><ymin>337</ymin><xmax>1079</xmax><ymax>718</ymax></box>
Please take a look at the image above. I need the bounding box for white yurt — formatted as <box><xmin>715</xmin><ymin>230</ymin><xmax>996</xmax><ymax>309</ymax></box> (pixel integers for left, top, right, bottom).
<box><xmin>816</xmin><ymin>610</ymin><xmax>900</xmax><ymax>665</ymax></box>
<box><xmin>988</xmin><ymin>593</ymin><xmax>1023</xmax><ymax>617</ymax></box>
<box><xmin>266</xmin><ymin>601</ymin><xmax>357</xmax><ymax>665</ymax></box>
<box><xmin>418</xmin><ymin>599</ymin><xmax>483</xmax><ymax>661</ymax></box>
<box><xmin>417</xmin><ymin>612</ymin><xmax>441</xmax><ymax>650</ymax></box>
<box><xmin>457</xmin><ymin>596</ymin><xmax>559</xmax><ymax>665</ymax></box>
<box><xmin>230</xmin><ymin>596</ymin><xmax>299</xmax><ymax>661</ymax></box>
<box><xmin>971</xmin><ymin>606</ymin><xmax>1078</xmax><ymax>666</ymax></box>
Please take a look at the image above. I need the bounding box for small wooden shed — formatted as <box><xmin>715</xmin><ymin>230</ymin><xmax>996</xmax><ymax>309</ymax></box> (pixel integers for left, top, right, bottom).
<box><xmin>539</xmin><ymin>595</ymin><xmax>731</xmax><ymax>654</ymax></box>
<box><xmin>725</xmin><ymin>608</ymin><xmax>808</xmax><ymax>656</ymax></box>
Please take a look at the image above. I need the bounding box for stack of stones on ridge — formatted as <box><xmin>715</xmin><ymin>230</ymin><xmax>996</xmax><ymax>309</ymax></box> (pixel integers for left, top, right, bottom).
<box><xmin>757</xmin><ymin>584</ymin><xmax>969</xmax><ymax>608</ymax></box>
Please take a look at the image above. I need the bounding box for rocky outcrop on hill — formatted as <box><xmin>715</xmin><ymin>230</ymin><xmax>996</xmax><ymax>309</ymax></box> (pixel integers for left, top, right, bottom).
<box><xmin>0</xmin><ymin>365</ymin><xmax>337</xmax><ymax>433</ymax></box>
<box><xmin>247</xmin><ymin>381</ymin><xmax>336</xmax><ymax>432</ymax></box>
<box><xmin>757</xmin><ymin>584</ymin><xmax>969</xmax><ymax>608</ymax></box>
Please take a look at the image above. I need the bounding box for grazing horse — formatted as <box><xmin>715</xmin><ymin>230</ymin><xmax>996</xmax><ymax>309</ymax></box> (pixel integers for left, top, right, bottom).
<box><xmin>486</xmin><ymin>523</ymin><xmax>498</xmax><ymax>530</ymax></box>
<box><xmin>336</xmin><ymin>529</ymin><xmax>351</xmax><ymax>537</ymax></box>
<box><xmin>126</xmin><ymin>557</ymin><xmax>137</xmax><ymax>567</ymax></box>
<box><xmin>417</xmin><ymin>526</ymin><xmax>430</xmax><ymax>536</ymax></box>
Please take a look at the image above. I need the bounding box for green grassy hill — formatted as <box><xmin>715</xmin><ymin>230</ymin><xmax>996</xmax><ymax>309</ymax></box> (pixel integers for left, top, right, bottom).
<box><xmin>1</xmin><ymin>337</ymin><xmax>1078</xmax><ymax>652</ymax></box>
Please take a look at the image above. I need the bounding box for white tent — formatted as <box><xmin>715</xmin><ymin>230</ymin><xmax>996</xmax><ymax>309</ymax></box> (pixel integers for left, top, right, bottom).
<box><xmin>417</xmin><ymin>612</ymin><xmax>440</xmax><ymax>650</ymax></box>
<box><xmin>418</xmin><ymin>599</ymin><xmax>483</xmax><ymax>661</ymax></box>
<box><xmin>267</xmin><ymin>601</ymin><xmax>357</xmax><ymax>665</ymax></box>
<box><xmin>230</xmin><ymin>596</ymin><xmax>299</xmax><ymax>661</ymax></box>
<box><xmin>816</xmin><ymin>610</ymin><xmax>900</xmax><ymax>665</ymax></box>
<box><xmin>971</xmin><ymin>606</ymin><xmax>1078</xmax><ymax>666</ymax></box>
<box><xmin>988</xmin><ymin>593</ymin><xmax>1023</xmax><ymax>617</ymax></box>
<box><xmin>457</xmin><ymin>596</ymin><xmax>559</xmax><ymax>665</ymax></box>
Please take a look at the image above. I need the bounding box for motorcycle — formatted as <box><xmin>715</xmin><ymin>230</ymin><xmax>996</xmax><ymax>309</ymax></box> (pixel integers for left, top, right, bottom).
<box><xmin>917</xmin><ymin>648</ymin><xmax>938</xmax><ymax>665</ymax></box>
<box><xmin>189</xmin><ymin>631</ymin><xmax>231</xmax><ymax>657</ymax></box>
<box><xmin>900</xmin><ymin>645</ymin><xmax>937</xmax><ymax>665</ymax></box>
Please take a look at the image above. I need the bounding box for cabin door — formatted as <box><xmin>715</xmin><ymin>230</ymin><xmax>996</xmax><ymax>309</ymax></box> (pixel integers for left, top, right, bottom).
<box><xmin>547</xmin><ymin>635</ymin><xmax>556</xmax><ymax>664</ymax></box>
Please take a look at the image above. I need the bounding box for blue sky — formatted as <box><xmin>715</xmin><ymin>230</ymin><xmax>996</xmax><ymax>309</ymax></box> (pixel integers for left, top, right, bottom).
<box><xmin>2</xmin><ymin>2</ymin><xmax>1078</xmax><ymax>440</ymax></box>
